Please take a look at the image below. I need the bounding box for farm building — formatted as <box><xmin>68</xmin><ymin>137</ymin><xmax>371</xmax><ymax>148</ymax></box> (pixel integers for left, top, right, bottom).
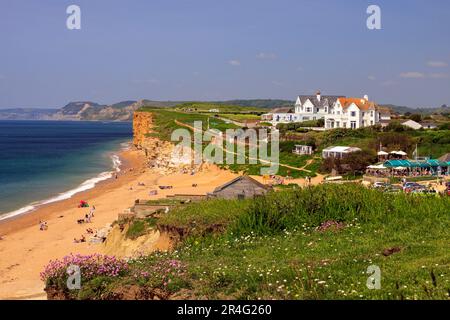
<box><xmin>293</xmin><ymin>145</ymin><xmax>313</xmax><ymax>155</ymax></box>
<box><xmin>207</xmin><ymin>175</ymin><xmax>272</xmax><ymax>200</ymax></box>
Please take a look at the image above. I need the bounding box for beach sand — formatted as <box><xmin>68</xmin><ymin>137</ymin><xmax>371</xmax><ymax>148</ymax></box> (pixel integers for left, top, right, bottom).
<box><xmin>0</xmin><ymin>147</ymin><xmax>238</xmax><ymax>300</ymax></box>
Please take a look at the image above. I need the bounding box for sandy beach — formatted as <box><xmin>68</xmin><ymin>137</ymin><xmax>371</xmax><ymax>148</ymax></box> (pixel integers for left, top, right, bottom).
<box><xmin>0</xmin><ymin>146</ymin><xmax>238</xmax><ymax>300</ymax></box>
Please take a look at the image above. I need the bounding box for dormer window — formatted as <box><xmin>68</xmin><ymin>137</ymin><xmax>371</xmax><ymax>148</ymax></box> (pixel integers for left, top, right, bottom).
<box><xmin>325</xmin><ymin>107</ymin><xmax>328</xmax><ymax>113</ymax></box>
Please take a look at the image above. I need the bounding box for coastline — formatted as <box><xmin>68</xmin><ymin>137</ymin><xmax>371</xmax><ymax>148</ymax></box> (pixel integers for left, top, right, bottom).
<box><xmin>0</xmin><ymin>145</ymin><xmax>142</xmax><ymax>236</ymax></box>
<box><xmin>0</xmin><ymin>143</ymin><xmax>239</xmax><ymax>300</ymax></box>
<box><xmin>0</xmin><ymin>147</ymin><xmax>125</xmax><ymax>223</ymax></box>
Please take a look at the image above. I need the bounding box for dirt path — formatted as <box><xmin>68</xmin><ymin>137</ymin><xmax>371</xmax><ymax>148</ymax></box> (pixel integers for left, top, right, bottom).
<box><xmin>174</xmin><ymin>119</ymin><xmax>313</xmax><ymax>173</ymax></box>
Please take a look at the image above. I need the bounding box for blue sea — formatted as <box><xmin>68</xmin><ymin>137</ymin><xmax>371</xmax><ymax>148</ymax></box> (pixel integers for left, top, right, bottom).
<box><xmin>0</xmin><ymin>120</ymin><xmax>132</xmax><ymax>220</ymax></box>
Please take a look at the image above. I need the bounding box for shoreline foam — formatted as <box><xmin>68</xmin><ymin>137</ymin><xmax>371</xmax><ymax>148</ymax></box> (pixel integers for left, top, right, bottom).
<box><xmin>0</xmin><ymin>147</ymin><xmax>126</xmax><ymax>222</ymax></box>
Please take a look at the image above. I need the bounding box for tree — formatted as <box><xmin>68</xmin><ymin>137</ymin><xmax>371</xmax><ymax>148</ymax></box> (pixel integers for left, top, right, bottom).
<box><xmin>409</xmin><ymin>114</ymin><xmax>422</xmax><ymax>122</ymax></box>
<box><xmin>317</xmin><ymin>118</ymin><xmax>325</xmax><ymax>127</ymax></box>
<box><xmin>342</xmin><ymin>150</ymin><xmax>377</xmax><ymax>175</ymax></box>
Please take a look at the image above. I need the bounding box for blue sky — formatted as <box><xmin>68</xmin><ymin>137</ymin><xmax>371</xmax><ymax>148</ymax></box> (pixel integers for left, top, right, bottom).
<box><xmin>0</xmin><ymin>0</ymin><xmax>449</xmax><ymax>108</ymax></box>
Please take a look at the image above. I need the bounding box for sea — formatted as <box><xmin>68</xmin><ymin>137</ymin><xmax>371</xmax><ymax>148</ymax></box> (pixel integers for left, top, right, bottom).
<box><xmin>0</xmin><ymin>120</ymin><xmax>133</xmax><ymax>221</ymax></box>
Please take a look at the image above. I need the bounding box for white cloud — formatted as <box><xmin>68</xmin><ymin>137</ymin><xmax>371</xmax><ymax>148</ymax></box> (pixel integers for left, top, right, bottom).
<box><xmin>397</xmin><ymin>72</ymin><xmax>449</xmax><ymax>80</ymax></box>
<box><xmin>429</xmin><ymin>73</ymin><xmax>449</xmax><ymax>79</ymax></box>
<box><xmin>426</xmin><ymin>61</ymin><xmax>448</xmax><ymax>68</ymax></box>
<box><xmin>228</xmin><ymin>60</ymin><xmax>241</xmax><ymax>66</ymax></box>
<box><xmin>256</xmin><ymin>52</ymin><xmax>277</xmax><ymax>60</ymax></box>
<box><xmin>399</xmin><ymin>72</ymin><xmax>425</xmax><ymax>79</ymax></box>
<box><xmin>368</xmin><ymin>75</ymin><xmax>376</xmax><ymax>81</ymax></box>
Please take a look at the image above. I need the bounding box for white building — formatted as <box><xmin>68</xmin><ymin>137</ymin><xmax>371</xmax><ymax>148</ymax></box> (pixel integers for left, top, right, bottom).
<box><xmin>324</xmin><ymin>96</ymin><xmax>381</xmax><ymax>129</ymax></box>
<box><xmin>322</xmin><ymin>146</ymin><xmax>362</xmax><ymax>159</ymax></box>
<box><xmin>401</xmin><ymin>120</ymin><xmax>422</xmax><ymax>130</ymax></box>
<box><xmin>262</xmin><ymin>91</ymin><xmax>343</xmax><ymax>125</ymax></box>
<box><xmin>262</xmin><ymin>92</ymin><xmax>389</xmax><ymax>130</ymax></box>
<box><xmin>293</xmin><ymin>145</ymin><xmax>313</xmax><ymax>155</ymax></box>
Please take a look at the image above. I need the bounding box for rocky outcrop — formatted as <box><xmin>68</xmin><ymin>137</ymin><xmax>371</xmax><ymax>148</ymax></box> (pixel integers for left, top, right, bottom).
<box><xmin>103</xmin><ymin>223</ymin><xmax>172</xmax><ymax>258</ymax></box>
<box><xmin>133</xmin><ymin>111</ymin><xmax>153</xmax><ymax>148</ymax></box>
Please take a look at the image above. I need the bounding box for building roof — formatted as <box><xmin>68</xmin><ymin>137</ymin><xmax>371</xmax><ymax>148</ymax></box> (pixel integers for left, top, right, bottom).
<box><xmin>384</xmin><ymin>159</ymin><xmax>449</xmax><ymax>168</ymax></box>
<box><xmin>438</xmin><ymin>153</ymin><xmax>450</xmax><ymax>162</ymax></box>
<box><xmin>419</xmin><ymin>121</ymin><xmax>437</xmax><ymax>127</ymax></box>
<box><xmin>322</xmin><ymin>146</ymin><xmax>362</xmax><ymax>153</ymax></box>
<box><xmin>338</xmin><ymin>97</ymin><xmax>377</xmax><ymax>111</ymax></box>
<box><xmin>297</xmin><ymin>95</ymin><xmax>344</xmax><ymax>108</ymax></box>
<box><xmin>212</xmin><ymin>175</ymin><xmax>272</xmax><ymax>193</ymax></box>
<box><xmin>401</xmin><ymin>119</ymin><xmax>422</xmax><ymax>129</ymax></box>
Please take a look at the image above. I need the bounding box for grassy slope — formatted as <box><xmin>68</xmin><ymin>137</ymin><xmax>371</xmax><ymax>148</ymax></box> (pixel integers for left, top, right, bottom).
<box><xmin>70</xmin><ymin>185</ymin><xmax>449</xmax><ymax>300</ymax></box>
<box><xmin>157</xmin><ymin>185</ymin><xmax>449</xmax><ymax>300</ymax></box>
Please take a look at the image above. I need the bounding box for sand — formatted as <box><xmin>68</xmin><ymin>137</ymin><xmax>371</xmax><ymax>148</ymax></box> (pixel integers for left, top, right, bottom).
<box><xmin>0</xmin><ymin>147</ymin><xmax>238</xmax><ymax>300</ymax></box>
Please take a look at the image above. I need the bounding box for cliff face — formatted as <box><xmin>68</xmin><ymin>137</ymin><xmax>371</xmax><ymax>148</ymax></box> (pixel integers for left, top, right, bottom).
<box><xmin>133</xmin><ymin>111</ymin><xmax>153</xmax><ymax>148</ymax></box>
<box><xmin>133</xmin><ymin>111</ymin><xmax>200</xmax><ymax>174</ymax></box>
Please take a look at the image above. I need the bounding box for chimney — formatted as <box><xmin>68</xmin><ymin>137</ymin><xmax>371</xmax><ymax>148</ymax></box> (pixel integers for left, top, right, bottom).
<box><xmin>363</xmin><ymin>94</ymin><xmax>369</xmax><ymax>101</ymax></box>
<box><xmin>316</xmin><ymin>90</ymin><xmax>321</xmax><ymax>101</ymax></box>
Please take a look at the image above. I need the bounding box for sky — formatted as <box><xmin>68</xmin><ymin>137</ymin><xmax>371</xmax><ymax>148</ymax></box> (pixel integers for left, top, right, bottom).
<box><xmin>0</xmin><ymin>0</ymin><xmax>449</xmax><ymax>108</ymax></box>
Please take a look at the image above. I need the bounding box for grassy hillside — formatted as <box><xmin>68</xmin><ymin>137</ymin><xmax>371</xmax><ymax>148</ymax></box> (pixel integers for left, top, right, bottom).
<box><xmin>42</xmin><ymin>185</ymin><xmax>450</xmax><ymax>300</ymax></box>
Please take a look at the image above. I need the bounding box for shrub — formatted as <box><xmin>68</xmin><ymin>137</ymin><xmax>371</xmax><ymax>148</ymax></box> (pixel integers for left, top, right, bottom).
<box><xmin>41</xmin><ymin>254</ymin><xmax>129</xmax><ymax>291</ymax></box>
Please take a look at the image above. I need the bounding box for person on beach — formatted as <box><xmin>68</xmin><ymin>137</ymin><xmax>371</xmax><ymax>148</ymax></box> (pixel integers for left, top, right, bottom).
<box><xmin>89</xmin><ymin>206</ymin><xmax>95</xmax><ymax>217</ymax></box>
<box><xmin>39</xmin><ymin>220</ymin><xmax>48</xmax><ymax>231</ymax></box>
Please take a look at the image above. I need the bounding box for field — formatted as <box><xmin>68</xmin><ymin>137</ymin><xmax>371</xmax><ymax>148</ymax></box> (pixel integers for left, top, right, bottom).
<box><xmin>42</xmin><ymin>184</ymin><xmax>450</xmax><ymax>300</ymax></box>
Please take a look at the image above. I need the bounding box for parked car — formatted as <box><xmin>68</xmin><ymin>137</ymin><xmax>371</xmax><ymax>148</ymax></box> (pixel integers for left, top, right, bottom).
<box><xmin>373</xmin><ymin>182</ymin><xmax>390</xmax><ymax>189</ymax></box>
<box><xmin>403</xmin><ymin>182</ymin><xmax>423</xmax><ymax>192</ymax></box>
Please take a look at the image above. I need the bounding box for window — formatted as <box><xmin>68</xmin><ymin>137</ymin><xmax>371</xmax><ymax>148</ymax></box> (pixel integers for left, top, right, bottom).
<box><xmin>351</xmin><ymin>111</ymin><xmax>356</xmax><ymax>117</ymax></box>
<box><xmin>343</xmin><ymin>122</ymin><xmax>347</xmax><ymax>128</ymax></box>
<box><xmin>336</xmin><ymin>121</ymin><xmax>340</xmax><ymax>128</ymax></box>
<box><xmin>350</xmin><ymin>121</ymin><xmax>357</xmax><ymax>129</ymax></box>
<box><xmin>306</xmin><ymin>107</ymin><xmax>311</xmax><ymax>112</ymax></box>
<box><xmin>316</xmin><ymin>108</ymin><xmax>319</xmax><ymax>112</ymax></box>
<box><xmin>370</xmin><ymin>120</ymin><xmax>373</xmax><ymax>125</ymax></box>
<box><xmin>325</xmin><ymin>107</ymin><xmax>328</xmax><ymax>113</ymax></box>
<box><xmin>371</xmin><ymin>111</ymin><xmax>374</xmax><ymax>117</ymax></box>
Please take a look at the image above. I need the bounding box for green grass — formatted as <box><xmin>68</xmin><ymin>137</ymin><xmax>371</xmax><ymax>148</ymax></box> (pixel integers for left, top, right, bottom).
<box><xmin>174</xmin><ymin>102</ymin><xmax>267</xmax><ymax>114</ymax></box>
<box><xmin>140</xmin><ymin>107</ymin><xmax>239</xmax><ymax>142</ymax></box>
<box><xmin>125</xmin><ymin>218</ymin><xmax>158</xmax><ymax>239</ymax></box>
<box><xmin>218</xmin><ymin>113</ymin><xmax>262</xmax><ymax>122</ymax></box>
<box><xmin>70</xmin><ymin>185</ymin><xmax>449</xmax><ymax>300</ymax></box>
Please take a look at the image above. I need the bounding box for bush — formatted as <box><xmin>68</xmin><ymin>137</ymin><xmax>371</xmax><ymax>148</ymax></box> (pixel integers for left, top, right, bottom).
<box><xmin>233</xmin><ymin>184</ymin><xmax>449</xmax><ymax>236</ymax></box>
<box><xmin>41</xmin><ymin>254</ymin><xmax>129</xmax><ymax>295</ymax></box>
